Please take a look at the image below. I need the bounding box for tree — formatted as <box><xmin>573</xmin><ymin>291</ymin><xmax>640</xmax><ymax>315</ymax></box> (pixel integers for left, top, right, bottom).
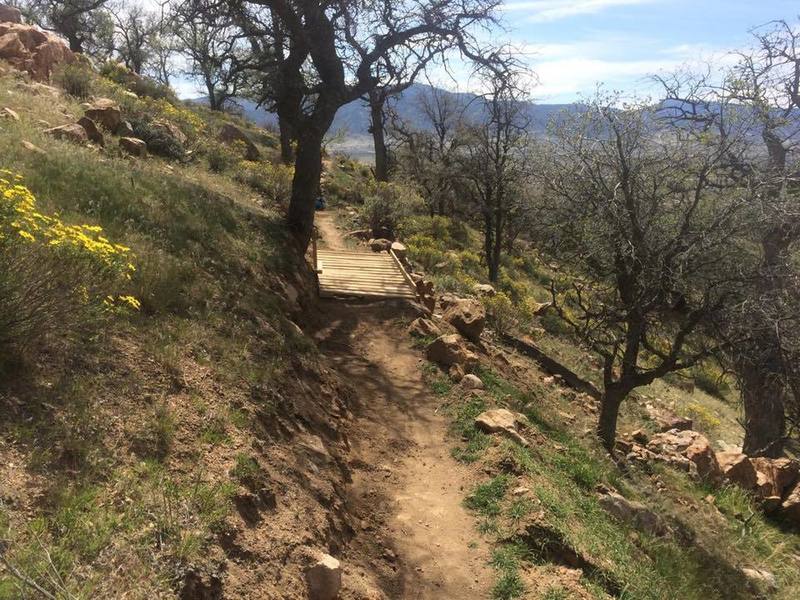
<box><xmin>173</xmin><ymin>0</ymin><xmax>249</xmax><ymax>111</ymax></box>
<box><xmin>391</xmin><ymin>85</ymin><xmax>467</xmax><ymax>216</ymax></box>
<box><xmin>110</xmin><ymin>2</ymin><xmax>158</xmax><ymax>75</ymax></box>
<box><xmin>458</xmin><ymin>68</ymin><xmax>532</xmax><ymax>282</ymax></box>
<box><xmin>231</xmin><ymin>0</ymin><xmax>502</xmax><ymax>250</ymax></box>
<box><xmin>657</xmin><ymin>20</ymin><xmax>800</xmax><ymax>457</ymax></box>
<box><xmin>19</xmin><ymin>0</ymin><xmax>111</xmax><ymax>53</ymax></box>
<box><xmin>535</xmin><ymin>94</ymin><xmax>750</xmax><ymax>451</ymax></box>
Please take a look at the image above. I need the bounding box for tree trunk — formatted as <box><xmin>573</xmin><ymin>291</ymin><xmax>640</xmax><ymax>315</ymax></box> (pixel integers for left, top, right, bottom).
<box><xmin>741</xmin><ymin>355</ymin><xmax>786</xmax><ymax>457</ymax></box>
<box><xmin>278</xmin><ymin>114</ymin><xmax>294</xmax><ymax>165</ymax></box>
<box><xmin>287</xmin><ymin>127</ymin><xmax>325</xmax><ymax>250</ymax></box>
<box><xmin>597</xmin><ymin>385</ymin><xmax>626</xmax><ymax>452</ymax></box>
<box><xmin>369</xmin><ymin>91</ymin><xmax>389</xmax><ymax>182</ymax></box>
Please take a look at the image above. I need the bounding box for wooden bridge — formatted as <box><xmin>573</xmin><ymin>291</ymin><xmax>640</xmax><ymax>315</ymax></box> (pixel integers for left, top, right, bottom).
<box><xmin>314</xmin><ymin>247</ymin><xmax>418</xmax><ymax>300</ymax></box>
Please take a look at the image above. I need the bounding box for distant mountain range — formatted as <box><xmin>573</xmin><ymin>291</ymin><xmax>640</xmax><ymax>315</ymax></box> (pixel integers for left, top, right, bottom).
<box><xmin>194</xmin><ymin>83</ymin><xmax>581</xmax><ymax>162</ymax></box>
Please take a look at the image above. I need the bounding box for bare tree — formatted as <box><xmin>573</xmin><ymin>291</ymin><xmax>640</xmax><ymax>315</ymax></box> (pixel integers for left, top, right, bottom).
<box><xmin>391</xmin><ymin>85</ymin><xmax>467</xmax><ymax>216</ymax></box>
<box><xmin>173</xmin><ymin>0</ymin><xmax>249</xmax><ymax>111</ymax></box>
<box><xmin>110</xmin><ymin>2</ymin><xmax>158</xmax><ymax>74</ymax></box>
<box><xmin>230</xmin><ymin>0</ymin><xmax>503</xmax><ymax>250</ymax></box>
<box><xmin>458</xmin><ymin>67</ymin><xmax>532</xmax><ymax>282</ymax></box>
<box><xmin>657</xmin><ymin>20</ymin><xmax>800</xmax><ymax>457</ymax></box>
<box><xmin>535</xmin><ymin>94</ymin><xmax>750</xmax><ymax>451</ymax></box>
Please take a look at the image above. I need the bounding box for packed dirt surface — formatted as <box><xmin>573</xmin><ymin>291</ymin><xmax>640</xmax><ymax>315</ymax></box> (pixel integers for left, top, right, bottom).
<box><xmin>311</xmin><ymin>211</ymin><xmax>493</xmax><ymax>598</ymax></box>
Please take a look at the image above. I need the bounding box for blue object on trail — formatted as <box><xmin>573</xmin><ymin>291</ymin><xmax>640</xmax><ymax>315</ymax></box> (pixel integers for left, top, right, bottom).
<box><xmin>315</xmin><ymin>196</ymin><xmax>327</xmax><ymax>211</ymax></box>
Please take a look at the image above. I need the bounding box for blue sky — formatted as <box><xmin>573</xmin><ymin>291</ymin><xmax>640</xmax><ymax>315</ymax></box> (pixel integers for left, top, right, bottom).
<box><xmin>501</xmin><ymin>0</ymin><xmax>800</xmax><ymax>102</ymax></box>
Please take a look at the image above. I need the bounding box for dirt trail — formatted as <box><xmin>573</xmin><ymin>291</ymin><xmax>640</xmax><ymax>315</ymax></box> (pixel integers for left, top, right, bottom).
<box><xmin>312</xmin><ymin>211</ymin><xmax>493</xmax><ymax>598</ymax></box>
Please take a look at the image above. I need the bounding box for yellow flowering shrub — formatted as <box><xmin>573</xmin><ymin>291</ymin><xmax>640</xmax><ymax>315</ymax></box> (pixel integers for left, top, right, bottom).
<box><xmin>0</xmin><ymin>172</ymin><xmax>138</xmax><ymax>360</ymax></box>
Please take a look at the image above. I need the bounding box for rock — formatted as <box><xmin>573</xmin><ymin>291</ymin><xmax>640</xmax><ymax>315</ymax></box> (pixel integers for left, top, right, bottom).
<box><xmin>448</xmin><ymin>364</ymin><xmax>465</xmax><ymax>382</ymax></box>
<box><xmin>77</xmin><ymin>116</ymin><xmax>104</xmax><ymax>146</ymax></box>
<box><xmin>685</xmin><ymin>437</ymin><xmax>723</xmax><ymax>482</ymax></box>
<box><xmin>408</xmin><ymin>317</ymin><xmax>441</xmax><ymax>338</ymax></box>
<box><xmin>511</xmin><ymin>486</ymin><xmax>530</xmax><ymax>496</ymax></box>
<box><xmin>390</xmin><ymin>241</ymin><xmax>407</xmax><ymax>260</ymax></box>
<box><xmin>119</xmin><ymin>136</ymin><xmax>147</xmax><ymax>157</ymax></box>
<box><xmin>344</xmin><ymin>229</ymin><xmax>371</xmax><ymax>240</ymax></box>
<box><xmin>369</xmin><ymin>238</ymin><xmax>392</xmax><ymax>252</ymax></box>
<box><xmin>474</xmin><ymin>408</ymin><xmax>529</xmax><ymax>447</ymax></box>
<box><xmin>780</xmin><ymin>481</ymin><xmax>800</xmax><ymax>524</ymax></box>
<box><xmin>116</xmin><ymin>120</ymin><xmax>134</xmax><ymax>137</ymax></box>
<box><xmin>598</xmin><ymin>491</ymin><xmax>668</xmax><ymax>536</ymax></box>
<box><xmin>425</xmin><ymin>334</ymin><xmax>478</xmax><ymax>371</ymax></box>
<box><xmin>716</xmin><ymin>452</ymin><xmax>757</xmax><ymax>490</ymax></box>
<box><xmin>0</xmin><ymin>22</ymin><xmax>74</xmax><ymax>80</ymax></box>
<box><xmin>631</xmin><ymin>429</ymin><xmax>649</xmax><ymax>445</ymax></box>
<box><xmin>85</xmin><ymin>99</ymin><xmax>122</xmax><ymax>132</ymax></box>
<box><xmin>152</xmin><ymin>119</ymin><xmax>187</xmax><ymax>145</ymax></box>
<box><xmin>646</xmin><ymin>405</ymin><xmax>693</xmax><ymax>432</ymax></box>
<box><xmin>44</xmin><ymin>123</ymin><xmax>87</xmax><ymax>144</ymax></box>
<box><xmin>442</xmin><ymin>297</ymin><xmax>486</xmax><ymax>342</ymax></box>
<box><xmin>752</xmin><ymin>457</ymin><xmax>799</xmax><ymax>499</ymax></box>
<box><xmin>219</xmin><ymin>123</ymin><xmax>260</xmax><ymax>160</ymax></box>
<box><xmin>1</xmin><ymin>106</ymin><xmax>18</xmax><ymax>121</ymax></box>
<box><xmin>741</xmin><ymin>567</ymin><xmax>778</xmax><ymax>592</ymax></box>
<box><xmin>0</xmin><ymin>5</ymin><xmax>22</xmax><ymax>23</ymax></box>
<box><xmin>761</xmin><ymin>495</ymin><xmax>783</xmax><ymax>514</ymax></box>
<box><xmin>439</xmin><ymin>293</ymin><xmax>461</xmax><ymax>311</ymax></box>
<box><xmin>461</xmin><ymin>374</ymin><xmax>484</xmax><ymax>390</ymax></box>
<box><xmin>305</xmin><ymin>554</ymin><xmax>342</xmax><ymax>600</ymax></box>
<box><xmin>531</xmin><ymin>301</ymin><xmax>552</xmax><ymax>315</ymax></box>
<box><xmin>20</xmin><ymin>139</ymin><xmax>45</xmax><ymax>154</ymax></box>
<box><xmin>473</xmin><ymin>283</ymin><xmax>496</xmax><ymax>297</ymax></box>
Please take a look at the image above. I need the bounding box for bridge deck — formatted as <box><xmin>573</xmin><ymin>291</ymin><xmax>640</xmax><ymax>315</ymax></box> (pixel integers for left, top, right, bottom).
<box><xmin>316</xmin><ymin>249</ymin><xmax>418</xmax><ymax>300</ymax></box>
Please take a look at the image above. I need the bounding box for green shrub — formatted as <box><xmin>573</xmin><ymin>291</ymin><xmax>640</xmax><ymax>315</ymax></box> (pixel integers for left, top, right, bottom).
<box><xmin>360</xmin><ymin>182</ymin><xmax>424</xmax><ymax>238</ymax></box>
<box><xmin>128</xmin><ymin>116</ymin><xmax>185</xmax><ymax>159</ymax></box>
<box><xmin>57</xmin><ymin>63</ymin><xmax>93</xmax><ymax>99</ymax></box>
<box><xmin>207</xmin><ymin>144</ymin><xmax>238</xmax><ymax>173</ymax></box>
<box><xmin>235</xmin><ymin>161</ymin><xmax>294</xmax><ymax>206</ymax></box>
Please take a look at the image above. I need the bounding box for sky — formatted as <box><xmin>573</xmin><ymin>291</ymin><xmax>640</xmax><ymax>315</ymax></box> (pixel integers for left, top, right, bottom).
<box><xmin>501</xmin><ymin>0</ymin><xmax>799</xmax><ymax>102</ymax></box>
<box><xmin>160</xmin><ymin>0</ymin><xmax>799</xmax><ymax>104</ymax></box>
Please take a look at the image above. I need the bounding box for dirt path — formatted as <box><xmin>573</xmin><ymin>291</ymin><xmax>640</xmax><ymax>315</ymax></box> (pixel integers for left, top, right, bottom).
<box><xmin>315</xmin><ymin>211</ymin><xmax>355</xmax><ymax>252</ymax></box>
<box><xmin>312</xmin><ymin>211</ymin><xmax>493</xmax><ymax>599</ymax></box>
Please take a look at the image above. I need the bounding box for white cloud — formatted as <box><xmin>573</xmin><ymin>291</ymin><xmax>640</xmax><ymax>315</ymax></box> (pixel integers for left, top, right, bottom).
<box><xmin>503</xmin><ymin>0</ymin><xmax>658</xmax><ymax>23</ymax></box>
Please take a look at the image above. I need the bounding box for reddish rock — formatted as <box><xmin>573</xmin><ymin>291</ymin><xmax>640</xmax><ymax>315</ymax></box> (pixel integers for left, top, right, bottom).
<box><xmin>685</xmin><ymin>438</ymin><xmax>723</xmax><ymax>482</ymax></box>
<box><xmin>716</xmin><ymin>452</ymin><xmax>757</xmax><ymax>490</ymax></box>
<box><xmin>77</xmin><ymin>116</ymin><xmax>104</xmax><ymax>146</ymax></box>
<box><xmin>0</xmin><ymin>5</ymin><xmax>22</xmax><ymax>23</ymax></box>
<box><xmin>219</xmin><ymin>123</ymin><xmax>260</xmax><ymax>160</ymax></box>
<box><xmin>443</xmin><ymin>297</ymin><xmax>486</xmax><ymax>342</ymax></box>
<box><xmin>45</xmin><ymin>123</ymin><xmax>87</xmax><ymax>144</ymax></box>
<box><xmin>0</xmin><ymin>22</ymin><xmax>73</xmax><ymax>80</ymax></box>
<box><xmin>119</xmin><ymin>136</ymin><xmax>147</xmax><ymax>157</ymax></box>
<box><xmin>752</xmin><ymin>457</ymin><xmax>799</xmax><ymax>499</ymax></box>
<box><xmin>425</xmin><ymin>334</ymin><xmax>478</xmax><ymax>371</ymax></box>
<box><xmin>85</xmin><ymin>99</ymin><xmax>122</xmax><ymax>132</ymax></box>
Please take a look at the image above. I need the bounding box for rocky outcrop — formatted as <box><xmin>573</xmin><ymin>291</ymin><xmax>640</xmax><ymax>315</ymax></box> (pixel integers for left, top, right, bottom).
<box><xmin>425</xmin><ymin>334</ymin><xmax>478</xmax><ymax>371</ymax></box>
<box><xmin>0</xmin><ymin>21</ymin><xmax>74</xmax><ymax>81</ymax></box>
<box><xmin>77</xmin><ymin>116</ymin><xmax>104</xmax><ymax>146</ymax></box>
<box><xmin>45</xmin><ymin>123</ymin><xmax>87</xmax><ymax>144</ymax></box>
<box><xmin>85</xmin><ymin>99</ymin><xmax>122</xmax><ymax>132</ymax></box>
<box><xmin>407</xmin><ymin>317</ymin><xmax>441</xmax><ymax>338</ymax></box>
<box><xmin>474</xmin><ymin>283</ymin><xmax>496</xmax><ymax>297</ymax></box>
<box><xmin>119</xmin><ymin>137</ymin><xmax>147</xmax><ymax>157</ymax></box>
<box><xmin>305</xmin><ymin>554</ymin><xmax>342</xmax><ymax>600</ymax></box>
<box><xmin>598</xmin><ymin>491</ymin><xmax>668</xmax><ymax>536</ymax></box>
<box><xmin>442</xmin><ymin>297</ymin><xmax>486</xmax><ymax>342</ymax></box>
<box><xmin>219</xmin><ymin>123</ymin><xmax>260</xmax><ymax>161</ymax></box>
<box><xmin>0</xmin><ymin>5</ymin><xmax>22</xmax><ymax>23</ymax></box>
<box><xmin>716</xmin><ymin>452</ymin><xmax>757</xmax><ymax>490</ymax></box>
<box><xmin>752</xmin><ymin>457</ymin><xmax>798</xmax><ymax>499</ymax></box>
<box><xmin>474</xmin><ymin>408</ymin><xmax>529</xmax><ymax>447</ymax></box>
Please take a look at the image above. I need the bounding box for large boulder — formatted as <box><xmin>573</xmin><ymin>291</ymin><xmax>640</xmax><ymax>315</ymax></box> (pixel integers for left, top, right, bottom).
<box><xmin>781</xmin><ymin>481</ymin><xmax>800</xmax><ymax>525</ymax></box>
<box><xmin>0</xmin><ymin>22</ymin><xmax>73</xmax><ymax>81</ymax></box>
<box><xmin>685</xmin><ymin>437</ymin><xmax>723</xmax><ymax>482</ymax></box>
<box><xmin>598</xmin><ymin>491</ymin><xmax>668</xmax><ymax>536</ymax></box>
<box><xmin>752</xmin><ymin>457</ymin><xmax>799</xmax><ymax>499</ymax></box>
<box><xmin>305</xmin><ymin>554</ymin><xmax>342</xmax><ymax>600</ymax></box>
<box><xmin>369</xmin><ymin>238</ymin><xmax>392</xmax><ymax>252</ymax></box>
<box><xmin>425</xmin><ymin>334</ymin><xmax>478</xmax><ymax>371</ymax></box>
<box><xmin>0</xmin><ymin>5</ymin><xmax>22</xmax><ymax>23</ymax></box>
<box><xmin>408</xmin><ymin>317</ymin><xmax>441</xmax><ymax>338</ymax></box>
<box><xmin>716</xmin><ymin>452</ymin><xmax>757</xmax><ymax>490</ymax></box>
<box><xmin>119</xmin><ymin>137</ymin><xmax>147</xmax><ymax>157</ymax></box>
<box><xmin>152</xmin><ymin>119</ymin><xmax>187</xmax><ymax>145</ymax></box>
<box><xmin>219</xmin><ymin>123</ymin><xmax>260</xmax><ymax>161</ymax></box>
<box><xmin>77</xmin><ymin>116</ymin><xmax>104</xmax><ymax>146</ymax></box>
<box><xmin>474</xmin><ymin>409</ymin><xmax>529</xmax><ymax>447</ymax></box>
<box><xmin>442</xmin><ymin>297</ymin><xmax>486</xmax><ymax>342</ymax></box>
<box><xmin>85</xmin><ymin>99</ymin><xmax>122</xmax><ymax>132</ymax></box>
<box><xmin>461</xmin><ymin>373</ymin><xmax>484</xmax><ymax>390</ymax></box>
<box><xmin>474</xmin><ymin>283</ymin><xmax>496</xmax><ymax>297</ymax></box>
<box><xmin>45</xmin><ymin>123</ymin><xmax>87</xmax><ymax>144</ymax></box>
